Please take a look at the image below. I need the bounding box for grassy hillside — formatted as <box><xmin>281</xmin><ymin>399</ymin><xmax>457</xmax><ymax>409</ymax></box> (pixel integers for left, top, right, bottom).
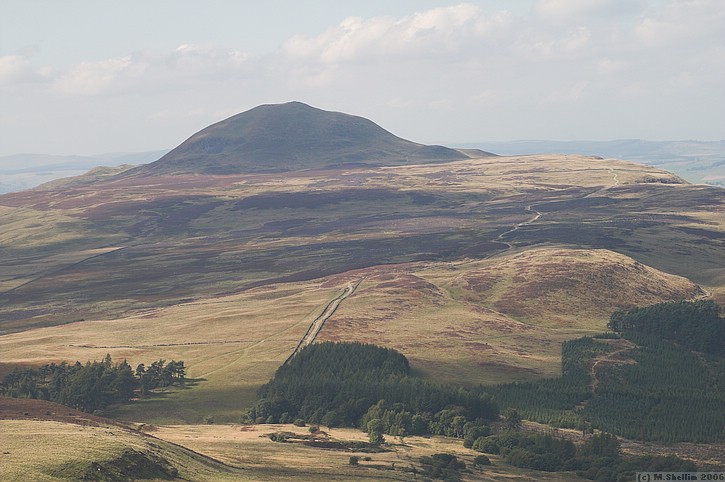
<box><xmin>318</xmin><ymin>247</ymin><xmax>702</xmax><ymax>385</ymax></box>
<box><xmin>1</xmin><ymin>153</ymin><xmax>722</xmax><ymax>333</ymax></box>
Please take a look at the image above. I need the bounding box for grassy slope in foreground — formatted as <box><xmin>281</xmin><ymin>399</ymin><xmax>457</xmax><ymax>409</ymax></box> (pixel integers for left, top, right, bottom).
<box><xmin>0</xmin><ymin>398</ymin><xmax>242</xmax><ymax>481</ymax></box>
<box><xmin>0</xmin><ymin>396</ymin><xmax>585</xmax><ymax>481</ymax></box>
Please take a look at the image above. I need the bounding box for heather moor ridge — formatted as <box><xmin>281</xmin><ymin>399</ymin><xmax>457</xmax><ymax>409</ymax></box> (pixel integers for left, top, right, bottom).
<box><xmin>1</xmin><ymin>103</ymin><xmax>724</xmax><ymax>480</ymax></box>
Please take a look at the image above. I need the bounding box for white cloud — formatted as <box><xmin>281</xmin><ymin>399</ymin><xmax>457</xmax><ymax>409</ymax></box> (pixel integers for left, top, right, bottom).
<box><xmin>515</xmin><ymin>26</ymin><xmax>592</xmax><ymax>60</ymax></box>
<box><xmin>282</xmin><ymin>3</ymin><xmax>511</xmax><ymax>64</ymax></box>
<box><xmin>53</xmin><ymin>55</ymin><xmax>139</xmax><ymax>95</ymax></box>
<box><xmin>597</xmin><ymin>58</ymin><xmax>626</xmax><ymax>75</ymax></box>
<box><xmin>635</xmin><ymin>0</ymin><xmax>725</xmax><ymax>46</ymax></box>
<box><xmin>535</xmin><ymin>0</ymin><xmax>616</xmax><ymax>20</ymax></box>
<box><xmin>49</xmin><ymin>44</ymin><xmax>251</xmax><ymax>96</ymax></box>
<box><xmin>0</xmin><ymin>55</ymin><xmax>52</xmax><ymax>84</ymax></box>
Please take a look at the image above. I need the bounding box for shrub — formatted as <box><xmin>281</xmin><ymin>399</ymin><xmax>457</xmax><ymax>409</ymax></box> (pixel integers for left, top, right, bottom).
<box><xmin>473</xmin><ymin>455</ymin><xmax>491</xmax><ymax>467</ymax></box>
<box><xmin>349</xmin><ymin>455</ymin><xmax>359</xmax><ymax>466</ymax></box>
<box><xmin>472</xmin><ymin>435</ymin><xmax>500</xmax><ymax>454</ymax></box>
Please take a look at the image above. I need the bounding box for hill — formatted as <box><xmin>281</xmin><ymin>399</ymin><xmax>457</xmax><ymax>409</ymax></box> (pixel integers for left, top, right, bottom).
<box><xmin>0</xmin><ymin>149</ymin><xmax>722</xmax><ymax>334</ymax></box>
<box><xmin>0</xmin><ymin>103</ymin><xmax>723</xmax><ymax>410</ymax></box>
<box><xmin>129</xmin><ymin>101</ymin><xmax>478</xmax><ymax>175</ymax></box>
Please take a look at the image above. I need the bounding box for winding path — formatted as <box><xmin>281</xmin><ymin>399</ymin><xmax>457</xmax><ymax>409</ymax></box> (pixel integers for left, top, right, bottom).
<box><xmin>589</xmin><ymin>338</ymin><xmax>637</xmax><ymax>393</ymax></box>
<box><xmin>493</xmin><ymin>205</ymin><xmax>543</xmax><ymax>250</ymax></box>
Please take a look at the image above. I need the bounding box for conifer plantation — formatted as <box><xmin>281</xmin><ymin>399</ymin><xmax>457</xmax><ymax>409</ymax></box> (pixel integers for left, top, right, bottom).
<box><xmin>490</xmin><ymin>300</ymin><xmax>725</xmax><ymax>443</ymax></box>
<box><xmin>248</xmin><ymin>341</ymin><xmax>498</xmax><ymax>430</ymax></box>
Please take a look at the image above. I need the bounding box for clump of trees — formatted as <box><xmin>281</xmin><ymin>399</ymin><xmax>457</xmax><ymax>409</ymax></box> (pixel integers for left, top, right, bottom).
<box><xmin>135</xmin><ymin>359</ymin><xmax>186</xmax><ymax>395</ymax></box>
<box><xmin>247</xmin><ymin>342</ymin><xmax>498</xmax><ymax>431</ymax></box>
<box><xmin>359</xmin><ymin>399</ymin><xmax>493</xmax><ymax>442</ymax></box>
<box><xmin>1</xmin><ymin>355</ymin><xmax>185</xmax><ymax>412</ymax></box>
<box><xmin>417</xmin><ymin>453</ymin><xmax>466</xmax><ymax>481</ymax></box>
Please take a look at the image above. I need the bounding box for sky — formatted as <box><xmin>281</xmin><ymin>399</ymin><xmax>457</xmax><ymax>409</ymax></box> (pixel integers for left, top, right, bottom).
<box><xmin>1</xmin><ymin>0</ymin><xmax>724</xmax><ymax>157</ymax></box>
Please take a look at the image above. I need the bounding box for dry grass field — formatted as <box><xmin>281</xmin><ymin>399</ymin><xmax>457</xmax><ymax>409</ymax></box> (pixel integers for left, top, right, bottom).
<box><xmin>0</xmin><ymin>397</ymin><xmax>586</xmax><ymax>481</ymax></box>
<box><xmin>145</xmin><ymin>423</ymin><xmax>586</xmax><ymax>481</ymax></box>
<box><xmin>0</xmin><ymin>279</ymin><xmax>340</xmax><ymax>423</ymax></box>
<box><xmin>3</xmin><ymin>398</ymin><xmax>720</xmax><ymax>481</ymax></box>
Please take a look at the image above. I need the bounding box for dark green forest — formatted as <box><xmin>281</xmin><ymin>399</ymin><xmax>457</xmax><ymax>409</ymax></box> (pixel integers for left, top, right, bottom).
<box><xmin>248</xmin><ymin>341</ymin><xmax>498</xmax><ymax>433</ymax></box>
<box><xmin>583</xmin><ymin>332</ymin><xmax>725</xmax><ymax>441</ymax></box>
<box><xmin>489</xmin><ymin>300</ymin><xmax>725</xmax><ymax>443</ymax></box>
<box><xmin>0</xmin><ymin>355</ymin><xmax>185</xmax><ymax>412</ymax></box>
<box><xmin>609</xmin><ymin>299</ymin><xmax>724</xmax><ymax>355</ymax></box>
<box><xmin>252</xmin><ymin>301</ymin><xmax>724</xmax><ymax>443</ymax></box>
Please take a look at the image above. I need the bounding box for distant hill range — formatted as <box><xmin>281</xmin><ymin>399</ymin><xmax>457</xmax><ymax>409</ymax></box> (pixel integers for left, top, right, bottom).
<box><xmin>464</xmin><ymin>139</ymin><xmax>724</xmax><ymax>186</ymax></box>
<box><xmin>0</xmin><ymin>150</ymin><xmax>168</xmax><ymax>194</ymax></box>
<box><xmin>129</xmin><ymin>101</ymin><xmax>483</xmax><ymax>176</ymax></box>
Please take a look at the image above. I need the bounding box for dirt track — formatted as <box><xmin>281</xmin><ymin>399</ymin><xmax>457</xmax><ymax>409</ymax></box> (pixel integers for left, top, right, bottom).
<box><xmin>494</xmin><ymin>204</ymin><xmax>543</xmax><ymax>250</ymax></box>
<box><xmin>589</xmin><ymin>338</ymin><xmax>637</xmax><ymax>392</ymax></box>
<box><xmin>284</xmin><ymin>280</ymin><xmax>360</xmax><ymax>363</ymax></box>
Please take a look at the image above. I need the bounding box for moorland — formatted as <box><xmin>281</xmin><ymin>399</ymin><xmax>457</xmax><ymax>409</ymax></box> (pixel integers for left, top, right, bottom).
<box><xmin>0</xmin><ymin>102</ymin><xmax>723</xmax><ymax>481</ymax></box>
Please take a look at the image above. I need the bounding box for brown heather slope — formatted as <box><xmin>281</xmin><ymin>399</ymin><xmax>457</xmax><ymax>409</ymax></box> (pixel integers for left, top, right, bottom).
<box><xmin>319</xmin><ymin>247</ymin><xmax>703</xmax><ymax>385</ymax></box>
<box><xmin>0</xmin><ymin>397</ymin><xmax>130</xmax><ymax>427</ymax></box>
<box><xmin>449</xmin><ymin>247</ymin><xmax>706</xmax><ymax>327</ymax></box>
<box><xmin>2</xmin><ymin>152</ymin><xmax>722</xmax><ymax>334</ymax></box>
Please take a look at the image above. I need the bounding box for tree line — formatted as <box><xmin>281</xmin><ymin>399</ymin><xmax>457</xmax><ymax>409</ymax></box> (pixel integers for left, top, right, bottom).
<box><xmin>470</xmin><ymin>430</ymin><xmax>696</xmax><ymax>480</ymax></box>
<box><xmin>1</xmin><ymin>354</ymin><xmax>185</xmax><ymax>412</ymax></box>
<box><xmin>487</xmin><ymin>337</ymin><xmax>605</xmax><ymax>430</ymax></box>
<box><xmin>250</xmin><ymin>339</ymin><xmax>702</xmax><ymax>479</ymax></box>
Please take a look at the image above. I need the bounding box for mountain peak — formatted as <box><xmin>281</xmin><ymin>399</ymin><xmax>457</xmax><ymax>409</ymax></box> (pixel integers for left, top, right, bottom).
<box><xmin>134</xmin><ymin>102</ymin><xmax>478</xmax><ymax>175</ymax></box>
